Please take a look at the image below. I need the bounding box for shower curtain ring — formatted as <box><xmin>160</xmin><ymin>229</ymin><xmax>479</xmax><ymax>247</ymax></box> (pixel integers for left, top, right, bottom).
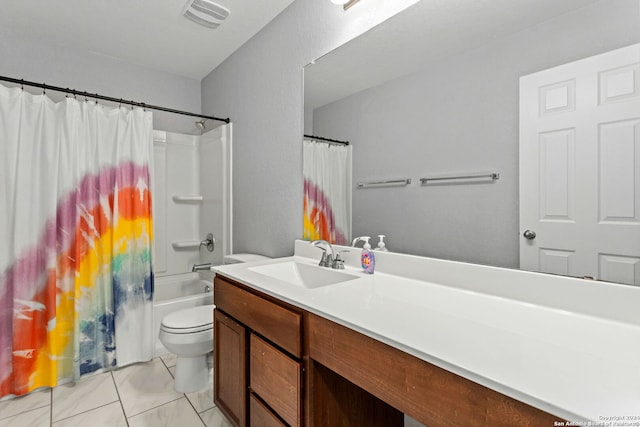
<box><xmin>42</xmin><ymin>85</ymin><xmax>46</xmax><ymax>95</ymax></box>
<box><xmin>20</xmin><ymin>79</ymin><xmax>24</xmax><ymax>91</ymax></box>
<box><xmin>65</xmin><ymin>88</ymin><xmax>70</xmax><ymax>98</ymax></box>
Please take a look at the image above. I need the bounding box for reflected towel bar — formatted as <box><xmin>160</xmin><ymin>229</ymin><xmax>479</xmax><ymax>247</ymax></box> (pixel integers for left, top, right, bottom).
<box><xmin>419</xmin><ymin>172</ymin><xmax>500</xmax><ymax>184</ymax></box>
<box><xmin>357</xmin><ymin>178</ymin><xmax>411</xmax><ymax>188</ymax></box>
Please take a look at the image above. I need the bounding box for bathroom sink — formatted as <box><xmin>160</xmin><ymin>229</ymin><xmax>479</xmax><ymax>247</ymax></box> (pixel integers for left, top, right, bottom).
<box><xmin>249</xmin><ymin>261</ymin><xmax>358</xmax><ymax>289</ymax></box>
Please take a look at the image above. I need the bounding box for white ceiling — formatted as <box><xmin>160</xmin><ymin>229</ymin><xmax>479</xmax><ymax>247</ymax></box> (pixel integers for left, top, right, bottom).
<box><xmin>304</xmin><ymin>0</ymin><xmax>603</xmax><ymax>111</ymax></box>
<box><xmin>0</xmin><ymin>0</ymin><xmax>296</xmax><ymax>80</ymax></box>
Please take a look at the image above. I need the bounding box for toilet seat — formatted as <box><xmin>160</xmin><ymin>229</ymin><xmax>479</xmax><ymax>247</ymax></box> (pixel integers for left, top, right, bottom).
<box><xmin>160</xmin><ymin>304</ymin><xmax>214</xmax><ymax>334</ymax></box>
<box><xmin>161</xmin><ymin>323</ymin><xmax>212</xmax><ymax>334</ymax></box>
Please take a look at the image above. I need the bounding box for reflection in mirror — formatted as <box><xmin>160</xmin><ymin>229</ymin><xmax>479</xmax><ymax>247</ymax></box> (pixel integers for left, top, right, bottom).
<box><xmin>304</xmin><ymin>0</ymin><xmax>640</xmax><ymax>285</ymax></box>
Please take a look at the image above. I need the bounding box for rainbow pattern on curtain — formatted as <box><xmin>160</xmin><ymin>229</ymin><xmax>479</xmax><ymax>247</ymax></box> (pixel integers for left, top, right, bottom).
<box><xmin>303</xmin><ymin>179</ymin><xmax>347</xmax><ymax>244</ymax></box>
<box><xmin>302</xmin><ymin>139</ymin><xmax>351</xmax><ymax>245</ymax></box>
<box><xmin>0</xmin><ymin>161</ymin><xmax>153</xmax><ymax>397</ymax></box>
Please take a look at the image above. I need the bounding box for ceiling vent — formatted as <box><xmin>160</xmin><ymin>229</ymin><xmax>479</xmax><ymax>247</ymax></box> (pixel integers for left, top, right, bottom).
<box><xmin>182</xmin><ymin>0</ymin><xmax>230</xmax><ymax>29</ymax></box>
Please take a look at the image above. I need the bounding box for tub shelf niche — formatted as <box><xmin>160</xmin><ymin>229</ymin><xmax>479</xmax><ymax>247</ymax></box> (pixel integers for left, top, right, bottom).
<box><xmin>172</xmin><ymin>195</ymin><xmax>204</xmax><ymax>203</ymax></box>
<box><xmin>171</xmin><ymin>240</ymin><xmax>201</xmax><ymax>250</ymax></box>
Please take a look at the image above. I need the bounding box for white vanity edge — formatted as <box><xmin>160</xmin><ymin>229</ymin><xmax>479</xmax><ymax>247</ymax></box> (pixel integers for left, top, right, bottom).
<box><xmin>212</xmin><ymin>240</ymin><xmax>640</xmax><ymax>423</ymax></box>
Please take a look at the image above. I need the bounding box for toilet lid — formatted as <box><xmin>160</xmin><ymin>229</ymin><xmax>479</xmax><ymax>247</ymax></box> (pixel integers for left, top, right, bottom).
<box><xmin>161</xmin><ymin>304</ymin><xmax>215</xmax><ymax>331</ymax></box>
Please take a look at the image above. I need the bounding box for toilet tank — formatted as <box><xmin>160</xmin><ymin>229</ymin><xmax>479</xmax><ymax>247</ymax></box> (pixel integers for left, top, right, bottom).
<box><xmin>223</xmin><ymin>253</ymin><xmax>270</xmax><ymax>264</ymax></box>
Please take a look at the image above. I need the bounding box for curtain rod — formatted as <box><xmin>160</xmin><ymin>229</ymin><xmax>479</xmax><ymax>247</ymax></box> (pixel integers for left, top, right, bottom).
<box><xmin>303</xmin><ymin>134</ymin><xmax>349</xmax><ymax>146</ymax></box>
<box><xmin>0</xmin><ymin>75</ymin><xmax>230</xmax><ymax>124</ymax></box>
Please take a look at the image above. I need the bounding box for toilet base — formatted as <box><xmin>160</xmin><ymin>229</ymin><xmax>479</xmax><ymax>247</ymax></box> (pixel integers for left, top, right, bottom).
<box><xmin>174</xmin><ymin>354</ymin><xmax>210</xmax><ymax>393</ymax></box>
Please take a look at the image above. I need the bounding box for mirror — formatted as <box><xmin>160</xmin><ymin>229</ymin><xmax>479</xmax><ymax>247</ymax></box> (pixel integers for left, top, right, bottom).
<box><xmin>304</xmin><ymin>0</ymin><xmax>640</xmax><ymax>285</ymax></box>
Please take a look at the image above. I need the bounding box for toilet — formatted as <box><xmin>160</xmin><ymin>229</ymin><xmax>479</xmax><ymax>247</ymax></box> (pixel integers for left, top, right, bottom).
<box><xmin>159</xmin><ymin>304</ymin><xmax>214</xmax><ymax>393</ymax></box>
<box><xmin>158</xmin><ymin>253</ymin><xmax>269</xmax><ymax>393</ymax></box>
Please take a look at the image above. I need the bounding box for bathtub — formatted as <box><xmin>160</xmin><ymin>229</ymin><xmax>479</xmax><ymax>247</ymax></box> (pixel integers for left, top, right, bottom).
<box><xmin>153</xmin><ymin>272</ymin><xmax>214</xmax><ymax>357</ymax></box>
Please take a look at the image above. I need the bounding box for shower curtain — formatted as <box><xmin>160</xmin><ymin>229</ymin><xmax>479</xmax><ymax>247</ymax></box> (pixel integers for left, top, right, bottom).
<box><xmin>0</xmin><ymin>84</ymin><xmax>154</xmax><ymax>398</ymax></box>
<box><xmin>303</xmin><ymin>139</ymin><xmax>351</xmax><ymax>245</ymax></box>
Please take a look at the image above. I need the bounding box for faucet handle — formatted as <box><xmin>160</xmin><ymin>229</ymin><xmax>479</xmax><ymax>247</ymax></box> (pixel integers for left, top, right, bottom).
<box><xmin>200</xmin><ymin>233</ymin><xmax>215</xmax><ymax>252</ymax></box>
<box><xmin>332</xmin><ymin>250</ymin><xmax>349</xmax><ymax>269</ymax></box>
<box><xmin>322</xmin><ymin>253</ymin><xmax>334</xmax><ymax>268</ymax></box>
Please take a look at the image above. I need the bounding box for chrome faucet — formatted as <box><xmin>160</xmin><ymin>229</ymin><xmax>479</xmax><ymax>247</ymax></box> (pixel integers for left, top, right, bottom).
<box><xmin>192</xmin><ymin>262</ymin><xmax>212</xmax><ymax>272</ymax></box>
<box><xmin>310</xmin><ymin>240</ymin><xmax>335</xmax><ymax>268</ymax></box>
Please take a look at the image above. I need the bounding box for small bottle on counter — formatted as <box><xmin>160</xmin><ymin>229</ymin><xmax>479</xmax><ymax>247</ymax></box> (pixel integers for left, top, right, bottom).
<box><xmin>352</xmin><ymin>236</ymin><xmax>375</xmax><ymax>274</ymax></box>
<box><xmin>374</xmin><ymin>235</ymin><xmax>388</xmax><ymax>252</ymax></box>
<box><xmin>361</xmin><ymin>237</ymin><xmax>375</xmax><ymax>274</ymax></box>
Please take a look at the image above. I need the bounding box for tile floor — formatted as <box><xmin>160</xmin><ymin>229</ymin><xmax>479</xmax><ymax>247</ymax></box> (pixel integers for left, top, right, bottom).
<box><xmin>0</xmin><ymin>353</ymin><xmax>233</xmax><ymax>427</ymax></box>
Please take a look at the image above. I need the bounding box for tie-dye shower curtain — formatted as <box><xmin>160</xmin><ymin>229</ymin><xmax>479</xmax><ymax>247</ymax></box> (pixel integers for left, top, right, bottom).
<box><xmin>0</xmin><ymin>84</ymin><xmax>154</xmax><ymax>398</ymax></box>
<box><xmin>303</xmin><ymin>139</ymin><xmax>351</xmax><ymax>245</ymax></box>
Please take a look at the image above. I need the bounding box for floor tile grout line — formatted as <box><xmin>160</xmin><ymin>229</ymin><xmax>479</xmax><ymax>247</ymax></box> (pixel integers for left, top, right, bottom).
<box><xmin>110</xmin><ymin>371</ymin><xmax>130</xmax><ymax>427</ymax></box>
<box><xmin>183</xmin><ymin>395</ymin><xmax>207</xmax><ymax>427</ymax></box>
<box><xmin>0</xmin><ymin>395</ymin><xmax>54</xmax><ymax>426</ymax></box>
<box><xmin>121</xmin><ymin>357</ymin><xmax>201</xmax><ymax>422</ymax></box>
<box><xmin>49</xmin><ymin>371</ymin><xmax>121</xmax><ymax>425</ymax></box>
<box><xmin>50</xmin><ymin>399</ymin><xmax>121</xmax><ymax>425</ymax></box>
<box><xmin>0</xmin><ymin>386</ymin><xmax>53</xmax><ymax>421</ymax></box>
<box><xmin>1</xmin><ymin>357</ymin><xmax>213</xmax><ymax>426</ymax></box>
<box><xmin>125</xmin><ymin>395</ymin><xmax>186</xmax><ymax>420</ymax></box>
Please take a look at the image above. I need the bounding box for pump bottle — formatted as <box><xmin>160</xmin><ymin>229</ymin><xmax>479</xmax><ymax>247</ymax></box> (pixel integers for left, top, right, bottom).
<box><xmin>374</xmin><ymin>235</ymin><xmax>388</xmax><ymax>252</ymax></box>
<box><xmin>352</xmin><ymin>236</ymin><xmax>375</xmax><ymax>274</ymax></box>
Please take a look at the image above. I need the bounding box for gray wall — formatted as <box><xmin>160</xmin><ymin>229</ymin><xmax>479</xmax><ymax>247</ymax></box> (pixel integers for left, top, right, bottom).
<box><xmin>201</xmin><ymin>0</ymin><xmax>417</xmax><ymax>258</ymax></box>
<box><xmin>312</xmin><ymin>0</ymin><xmax>640</xmax><ymax>268</ymax></box>
<box><xmin>0</xmin><ymin>30</ymin><xmax>201</xmax><ymax>133</ymax></box>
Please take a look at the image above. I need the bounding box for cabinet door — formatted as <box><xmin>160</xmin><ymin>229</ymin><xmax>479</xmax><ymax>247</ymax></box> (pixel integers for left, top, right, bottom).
<box><xmin>214</xmin><ymin>309</ymin><xmax>247</xmax><ymax>427</ymax></box>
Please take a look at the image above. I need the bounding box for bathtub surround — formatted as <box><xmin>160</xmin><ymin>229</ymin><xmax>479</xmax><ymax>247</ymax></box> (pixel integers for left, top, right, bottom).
<box><xmin>0</xmin><ymin>84</ymin><xmax>155</xmax><ymax>398</ymax></box>
<box><xmin>153</xmin><ymin>125</ymin><xmax>232</xmax><ymax>277</ymax></box>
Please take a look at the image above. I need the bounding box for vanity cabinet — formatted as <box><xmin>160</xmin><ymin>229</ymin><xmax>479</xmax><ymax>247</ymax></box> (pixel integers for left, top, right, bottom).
<box><xmin>215</xmin><ymin>273</ymin><xmax>562</xmax><ymax>427</ymax></box>
<box><xmin>214</xmin><ymin>276</ymin><xmax>302</xmax><ymax>427</ymax></box>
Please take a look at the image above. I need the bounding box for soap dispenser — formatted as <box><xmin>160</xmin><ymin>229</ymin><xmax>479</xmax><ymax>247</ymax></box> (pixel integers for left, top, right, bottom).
<box><xmin>352</xmin><ymin>236</ymin><xmax>375</xmax><ymax>274</ymax></box>
<box><xmin>374</xmin><ymin>235</ymin><xmax>388</xmax><ymax>252</ymax></box>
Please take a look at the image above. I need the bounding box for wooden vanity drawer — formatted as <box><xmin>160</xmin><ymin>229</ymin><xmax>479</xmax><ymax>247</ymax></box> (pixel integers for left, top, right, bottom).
<box><xmin>250</xmin><ymin>393</ymin><xmax>287</xmax><ymax>427</ymax></box>
<box><xmin>215</xmin><ymin>276</ymin><xmax>302</xmax><ymax>357</ymax></box>
<box><xmin>250</xmin><ymin>333</ymin><xmax>301</xmax><ymax>427</ymax></box>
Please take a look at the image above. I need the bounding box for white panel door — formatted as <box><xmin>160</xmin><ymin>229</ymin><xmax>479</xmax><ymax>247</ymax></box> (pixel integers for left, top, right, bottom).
<box><xmin>520</xmin><ymin>43</ymin><xmax>640</xmax><ymax>285</ymax></box>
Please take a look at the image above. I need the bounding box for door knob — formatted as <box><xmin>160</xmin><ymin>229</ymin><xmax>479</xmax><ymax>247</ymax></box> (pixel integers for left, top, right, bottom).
<box><xmin>523</xmin><ymin>230</ymin><xmax>536</xmax><ymax>240</ymax></box>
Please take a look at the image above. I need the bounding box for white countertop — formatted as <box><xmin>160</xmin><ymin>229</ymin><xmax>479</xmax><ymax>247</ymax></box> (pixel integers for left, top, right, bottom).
<box><xmin>213</xmin><ymin>240</ymin><xmax>640</xmax><ymax>423</ymax></box>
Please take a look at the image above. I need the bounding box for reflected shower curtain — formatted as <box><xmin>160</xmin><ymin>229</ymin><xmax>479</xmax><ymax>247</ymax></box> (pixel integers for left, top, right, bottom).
<box><xmin>303</xmin><ymin>139</ymin><xmax>351</xmax><ymax>245</ymax></box>
<box><xmin>0</xmin><ymin>84</ymin><xmax>154</xmax><ymax>398</ymax></box>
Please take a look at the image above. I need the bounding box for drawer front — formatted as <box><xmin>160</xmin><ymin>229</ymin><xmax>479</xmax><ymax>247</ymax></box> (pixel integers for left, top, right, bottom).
<box><xmin>215</xmin><ymin>276</ymin><xmax>301</xmax><ymax>357</ymax></box>
<box><xmin>250</xmin><ymin>334</ymin><xmax>301</xmax><ymax>427</ymax></box>
<box><xmin>250</xmin><ymin>393</ymin><xmax>287</xmax><ymax>427</ymax></box>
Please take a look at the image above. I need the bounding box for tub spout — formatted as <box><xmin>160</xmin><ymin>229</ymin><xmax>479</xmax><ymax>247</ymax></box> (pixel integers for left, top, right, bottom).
<box><xmin>192</xmin><ymin>263</ymin><xmax>212</xmax><ymax>272</ymax></box>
